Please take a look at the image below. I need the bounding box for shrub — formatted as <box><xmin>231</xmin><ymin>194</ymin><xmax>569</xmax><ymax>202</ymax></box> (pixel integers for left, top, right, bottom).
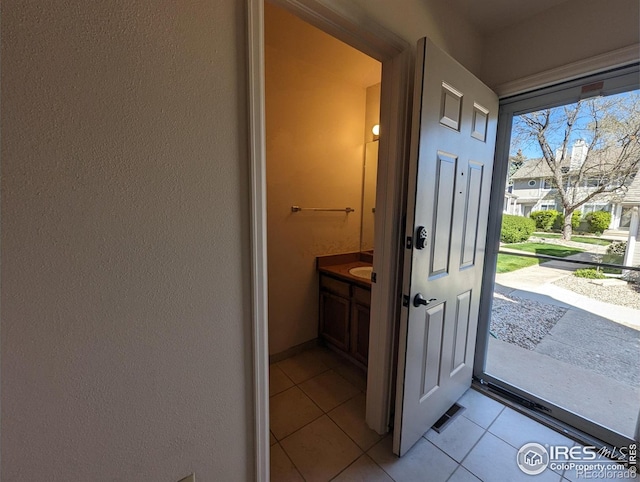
<box><xmin>530</xmin><ymin>210</ymin><xmax>558</xmax><ymax>231</ymax></box>
<box><xmin>623</xmin><ymin>269</ymin><xmax>640</xmax><ymax>285</ymax></box>
<box><xmin>501</xmin><ymin>214</ymin><xmax>535</xmax><ymax>243</ymax></box>
<box><xmin>606</xmin><ymin>241</ymin><xmax>627</xmax><ymax>255</ymax></box>
<box><xmin>574</xmin><ymin>268</ymin><xmax>606</xmax><ymax>279</ymax></box>
<box><xmin>602</xmin><ymin>253</ymin><xmax>624</xmax><ymax>274</ymax></box>
<box><xmin>585</xmin><ymin>211</ymin><xmax>611</xmax><ymax>234</ymax></box>
<box><xmin>552</xmin><ymin>210</ymin><xmax>581</xmax><ymax>231</ymax></box>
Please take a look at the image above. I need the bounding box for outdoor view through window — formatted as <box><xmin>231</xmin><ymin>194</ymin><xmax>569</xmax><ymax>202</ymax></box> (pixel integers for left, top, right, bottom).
<box><xmin>487</xmin><ymin>89</ymin><xmax>640</xmax><ymax>441</ymax></box>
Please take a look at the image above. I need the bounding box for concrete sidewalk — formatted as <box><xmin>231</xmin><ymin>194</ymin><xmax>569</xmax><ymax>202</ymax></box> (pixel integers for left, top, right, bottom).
<box><xmin>496</xmin><ymin>250</ymin><xmax>640</xmax><ymax>330</ymax></box>
<box><xmin>489</xmin><ymin>249</ymin><xmax>640</xmax><ymax>439</ymax></box>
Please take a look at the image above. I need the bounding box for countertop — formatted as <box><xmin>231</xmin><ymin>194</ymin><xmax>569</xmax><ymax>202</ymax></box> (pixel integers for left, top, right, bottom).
<box><xmin>316</xmin><ymin>252</ymin><xmax>372</xmax><ymax>287</ymax></box>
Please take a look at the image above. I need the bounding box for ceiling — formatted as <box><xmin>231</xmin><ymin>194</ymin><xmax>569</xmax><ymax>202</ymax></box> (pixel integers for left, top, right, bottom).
<box><xmin>447</xmin><ymin>0</ymin><xmax>574</xmax><ymax>34</ymax></box>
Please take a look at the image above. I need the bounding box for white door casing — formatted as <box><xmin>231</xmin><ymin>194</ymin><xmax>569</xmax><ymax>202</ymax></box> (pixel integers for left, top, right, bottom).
<box><xmin>394</xmin><ymin>37</ymin><xmax>498</xmax><ymax>456</ymax></box>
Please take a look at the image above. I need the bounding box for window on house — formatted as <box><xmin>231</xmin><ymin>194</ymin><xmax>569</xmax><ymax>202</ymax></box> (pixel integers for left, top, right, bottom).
<box><xmin>620</xmin><ymin>206</ymin><xmax>633</xmax><ymax>228</ymax></box>
<box><xmin>528</xmin><ymin>179</ymin><xmax>536</xmax><ymax>187</ymax></box>
<box><xmin>586</xmin><ymin>177</ymin><xmax>606</xmax><ymax>187</ymax></box>
<box><xmin>581</xmin><ymin>203</ymin><xmax>609</xmax><ymax>214</ymax></box>
<box><xmin>542</xmin><ymin>179</ymin><xmax>553</xmax><ymax>189</ymax></box>
<box><xmin>538</xmin><ymin>202</ymin><xmax>556</xmax><ymax>211</ymax></box>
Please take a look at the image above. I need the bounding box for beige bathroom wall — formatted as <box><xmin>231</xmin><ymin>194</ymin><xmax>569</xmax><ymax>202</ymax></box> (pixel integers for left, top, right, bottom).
<box><xmin>265</xmin><ymin>3</ymin><xmax>381</xmax><ymax>355</ymax></box>
<box><xmin>482</xmin><ymin>0</ymin><xmax>640</xmax><ymax>89</ymax></box>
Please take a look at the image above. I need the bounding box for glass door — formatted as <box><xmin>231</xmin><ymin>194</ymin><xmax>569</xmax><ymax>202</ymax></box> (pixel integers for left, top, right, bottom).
<box><xmin>475</xmin><ymin>65</ymin><xmax>640</xmax><ymax>450</ymax></box>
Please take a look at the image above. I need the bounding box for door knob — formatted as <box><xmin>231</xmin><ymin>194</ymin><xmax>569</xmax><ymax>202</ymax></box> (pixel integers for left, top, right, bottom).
<box><xmin>413</xmin><ymin>293</ymin><xmax>436</xmax><ymax>307</ymax></box>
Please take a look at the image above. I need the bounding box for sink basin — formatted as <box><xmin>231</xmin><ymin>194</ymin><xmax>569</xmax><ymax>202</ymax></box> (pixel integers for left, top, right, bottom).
<box><xmin>348</xmin><ymin>266</ymin><xmax>373</xmax><ymax>280</ymax></box>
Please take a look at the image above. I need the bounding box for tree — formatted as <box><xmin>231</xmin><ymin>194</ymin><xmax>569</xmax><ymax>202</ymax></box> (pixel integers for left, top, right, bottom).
<box><xmin>507</xmin><ymin>149</ymin><xmax>525</xmax><ymax>185</ymax></box>
<box><xmin>512</xmin><ymin>91</ymin><xmax>640</xmax><ymax>240</ymax></box>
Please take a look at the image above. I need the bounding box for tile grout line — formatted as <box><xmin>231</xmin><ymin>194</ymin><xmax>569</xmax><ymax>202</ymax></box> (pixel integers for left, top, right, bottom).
<box><xmin>272</xmin><ymin>348</ymin><xmax>385</xmax><ymax>480</ymax></box>
<box><xmin>454</xmin><ymin>405</ymin><xmax>505</xmax><ymax>477</ymax></box>
<box><xmin>463</xmin><ymin>406</ymin><xmax>566</xmax><ymax>480</ymax></box>
<box><xmin>365</xmin><ymin>436</ymin><xmax>399</xmax><ymax>482</ymax></box>
<box><xmin>296</xmin><ymin>372</ymin><xmax>362</xmax><ymax>410</ymax></box>
<box><xmin>274</xmin><ymin>352</ymin><xmax>367</xmax><ymax>470</ymax></box>
<box><xmin>328</xmin><ymin>452</ymin><xmax>366</xmax><ymax>481</ymax></box>
<box><xmin>275</xmin><ymin>441</ymin><xmax>307</xmax><ymax>481</ymax></box>
<box><xmin>290</xmin><ymin>365</ymin><xmax>369</xmax><ymax>474</ymax></box>
<box><xmin>422</xmin><ymin>436</ymin><xmax>472</xmax><ymax>480</ymax></box>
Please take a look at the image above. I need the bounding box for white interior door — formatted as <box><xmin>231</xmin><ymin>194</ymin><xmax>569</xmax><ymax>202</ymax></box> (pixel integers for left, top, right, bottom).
<box><xmin>394</xmin><ymin>38</ymin><xmax>498</xmax><ymax>456</ymax></box>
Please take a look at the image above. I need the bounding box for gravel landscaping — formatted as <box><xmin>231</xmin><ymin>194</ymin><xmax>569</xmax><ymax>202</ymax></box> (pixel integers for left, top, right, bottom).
<box><xmin>553</xmin><ymin>275</ymin><xmax>640</xmax><ymax>310</ymax></box>
<box><xmin>491</xmin><ymin>292</ymin><xmax>567</xmax><ymax>350</ymax></box>
<box><xmin>528</xmin><ymin>235</ymin><xmax>609</xmax><ymax>253</ymax></box>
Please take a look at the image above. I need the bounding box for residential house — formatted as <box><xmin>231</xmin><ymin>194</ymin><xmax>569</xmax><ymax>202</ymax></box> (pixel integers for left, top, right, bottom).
<box><xmin>510</xmin><ymin>140</ymin><xmax>637</xmax><ymax>229</ymax></box>
<box><xmin>621</xmin><ymin>172</ymin><xmax>640</xmax><ymax>268</ymax></box>
<box><xmin>2</xmin><ymin>0</ymin><xmax>638</xmax><ymax>479</ymax></box>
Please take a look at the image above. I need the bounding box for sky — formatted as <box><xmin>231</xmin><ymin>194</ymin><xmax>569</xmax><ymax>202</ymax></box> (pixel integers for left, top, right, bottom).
<box><xmin>510</xmin><ymin>89</ymin><xmax>639</xmax><ymax>160</ymax></box>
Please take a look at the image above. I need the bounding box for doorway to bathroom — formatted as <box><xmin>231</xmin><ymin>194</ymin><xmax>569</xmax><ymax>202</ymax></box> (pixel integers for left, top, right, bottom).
<box><xmin>264</xmin><ymin>1</ymin><xmax>382</xmax><ymax>363</ymax></box>
<box><xmin>263</xmin><ymin>2</ymin><xmax>391</xmax><ymax>475</ymax></box>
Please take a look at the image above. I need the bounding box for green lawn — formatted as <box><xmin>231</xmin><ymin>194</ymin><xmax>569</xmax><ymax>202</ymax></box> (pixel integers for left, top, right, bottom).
<box><xmin>532</xmin><ymin>232</ymin><xmax>611</xmax><ymax>246</ymax></box>
<box><xmin>496</xmin><ymin>254</ymin><xmax>539</xmax><ymax>273</ymax></box>
<box><xmin>497</xmin><ymin>242</ymin><xmax>585</xmax><ymax>273</ymax></box>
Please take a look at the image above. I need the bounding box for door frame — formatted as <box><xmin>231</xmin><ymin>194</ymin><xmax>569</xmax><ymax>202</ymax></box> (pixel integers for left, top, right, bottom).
<box><xmin>246</xmin><ymin>0</ymin><xmax>411</xmax><ymax>479</ymax></box>
<box><xmin>475</xmin><ymin>63</ymin><xmax>640</xmax><ymax>449</ymax></box>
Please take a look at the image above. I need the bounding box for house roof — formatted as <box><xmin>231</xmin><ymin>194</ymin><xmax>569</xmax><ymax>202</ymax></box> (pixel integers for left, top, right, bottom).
<box><xmin>511</xmin><ymin>158</ymin><xmax>555</xmax><ymax>179</ymax></box>
<box><xmin>511</xmin><ymin>147</ymin><xmax>637</xmax><ymax>181</ymax></box>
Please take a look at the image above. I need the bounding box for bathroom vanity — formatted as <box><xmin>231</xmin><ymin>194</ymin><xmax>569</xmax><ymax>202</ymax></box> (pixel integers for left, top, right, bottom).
<box><xmin>316</xmin><ymin>253</ymin><xmax>372</xmax><ymax>367</ymax></box>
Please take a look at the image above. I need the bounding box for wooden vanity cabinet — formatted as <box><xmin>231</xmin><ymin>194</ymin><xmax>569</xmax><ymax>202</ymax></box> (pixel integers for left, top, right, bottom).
<box><xmin>319</xmin><ymin>274</ymin><xmax>371</xmax><ymax>365</ymax></box>
<box><xmin>350</xmin><ymin>286</ymin><xmax>371</xmax><ymax>364</ymax></box>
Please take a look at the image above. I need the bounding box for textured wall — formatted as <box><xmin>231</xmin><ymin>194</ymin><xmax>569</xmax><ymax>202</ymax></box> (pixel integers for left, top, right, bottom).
<box><xmin>1</xmin><ymin>1</ymin><xmax>253</xmax><ymax>480</ymax></box>
<box><xmin>265</xmin><ymin>3</ymin><xmax>380</xmax><ymax>355</ymax></box>
<box><xmin>346</xmin><ymin>0</ymin><xmax>484</xmax><ymax>76</ymax></box>
<box><xmin>482</xmin><ymin>0</ymin><xmax>640</xmax><ymax>88</ymax></box>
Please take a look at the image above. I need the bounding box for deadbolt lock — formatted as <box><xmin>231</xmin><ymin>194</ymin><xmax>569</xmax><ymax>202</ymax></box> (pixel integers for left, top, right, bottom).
<box><xmin>415</xmin><ymin>226</ymin><xmax>427</xmax><ymax>249</ymax></box>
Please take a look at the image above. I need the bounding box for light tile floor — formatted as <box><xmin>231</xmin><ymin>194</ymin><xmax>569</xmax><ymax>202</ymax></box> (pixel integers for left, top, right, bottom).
<box><xmin>269</xmin><ymin>346</ymin><xmax>636</xmax><ymax>481</ymax></box>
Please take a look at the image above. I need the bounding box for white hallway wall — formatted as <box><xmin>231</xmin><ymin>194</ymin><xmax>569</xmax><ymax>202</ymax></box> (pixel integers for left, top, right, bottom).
<box><xmin>1</xmin><ymin>1</ymin><xmax>253</xmax><ymax>480</ymax></box>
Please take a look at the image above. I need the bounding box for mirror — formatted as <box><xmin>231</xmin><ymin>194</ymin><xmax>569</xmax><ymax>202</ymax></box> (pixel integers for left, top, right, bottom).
<box><xmin>360</xmin><ymin>140</ymin><xmax>378</xmax><ymax>252</ymax></box>
<box><xmin>360</xmin><ymin>82</ymin><xmax>380</xmax><ymax>253</ymax></box>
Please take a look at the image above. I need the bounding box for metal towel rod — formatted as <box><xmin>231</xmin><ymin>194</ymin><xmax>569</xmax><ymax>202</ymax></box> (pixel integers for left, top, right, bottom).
<box><xmin>291</xmin><ymin>205</ymin><xmax>354</xmax><ymax>213</ymax></box>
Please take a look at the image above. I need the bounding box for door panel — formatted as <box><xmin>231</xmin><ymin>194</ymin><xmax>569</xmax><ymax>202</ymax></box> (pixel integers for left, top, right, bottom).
<box><xmin>452</xmin><ymin>290</ymin><xmax>471</xmax><ymax>375</ymax></box>
<box><xmin>460</xmin><ymin>162</ymin><xmax>484</xmax><ymax>267</ymax></box>
<box><xmin>419</xmin><ymin>302</ymin><xmax>445</xmax><ymax>400</ymax></box>
<box><xmin>430</xmin><ymin>153</ymin><xmax>457</xmax><ymax>276</ymax></box>
<box><xmin>394</xmin><ymin>38</ymin><xmax>498</xmax><ymax>456</ymax></box>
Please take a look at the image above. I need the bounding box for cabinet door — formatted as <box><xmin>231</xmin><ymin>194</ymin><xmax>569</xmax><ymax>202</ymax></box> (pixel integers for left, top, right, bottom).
<box><xmin>319</xmin><ymin>291</ymin><xmax>350</xmax><ymax>351</ymax></box>
<box><xmin>350</xmin><ymin>302</ymin><xmax>370</xmax><ymax>365</ymax></box>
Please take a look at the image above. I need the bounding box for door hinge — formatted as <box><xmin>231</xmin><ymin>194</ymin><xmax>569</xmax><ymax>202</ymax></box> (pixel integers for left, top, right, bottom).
<box><xmin>405</xmin><ymin>236</ymin><xmax>412</xmax><ymax>249</ymax></box>
<box><xmin>402</xmin><ymin>294</ymin><xmax>410</xmax><ymax>307</ymax></box>
<box><xmin>371</xmin><ymin>272</ymin><xmax>377</xmax><ymax>283</ymax></box>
